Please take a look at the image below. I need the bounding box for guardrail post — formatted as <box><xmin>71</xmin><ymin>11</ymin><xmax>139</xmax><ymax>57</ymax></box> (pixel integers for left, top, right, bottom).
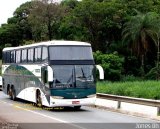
<box><xmin>157</xmin><ymin>107</ymin><xmax>160</xmax><ymax>116</ymax></box>
<box><xmin>117</xmin><ymin>101</ymin><xmax>121</xmax><ymax>109</ymax></box>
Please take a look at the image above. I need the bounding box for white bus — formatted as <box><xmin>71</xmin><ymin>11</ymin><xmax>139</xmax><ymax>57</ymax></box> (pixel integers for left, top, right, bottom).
<box><xmin>2</xmin><ymin>40</ymin><xmax>104</xmax><ymax>109</ymax></box>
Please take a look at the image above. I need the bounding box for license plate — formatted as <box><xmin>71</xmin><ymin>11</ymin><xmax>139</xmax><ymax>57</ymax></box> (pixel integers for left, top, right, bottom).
<box><xmin>72</xmin><ymin>101</ymin><xmax>80</xmax><ymax>104</ymax></box>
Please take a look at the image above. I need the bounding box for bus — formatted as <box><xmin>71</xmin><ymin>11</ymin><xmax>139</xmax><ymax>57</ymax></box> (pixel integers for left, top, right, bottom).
<box><xmin>2</xmin><ymin>40</ymin><xmax>104</xmax><ymax>109</ymax></box>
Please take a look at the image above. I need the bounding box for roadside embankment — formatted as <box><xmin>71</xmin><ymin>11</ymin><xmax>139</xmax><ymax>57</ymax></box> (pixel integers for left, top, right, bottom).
<box><xmin>95</xmin><ymin>93</ymin><xmax>160</xmax><ymax>120</ymax></box>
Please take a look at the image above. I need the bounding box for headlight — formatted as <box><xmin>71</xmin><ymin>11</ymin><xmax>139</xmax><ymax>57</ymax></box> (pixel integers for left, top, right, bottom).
<box><xmin>87</xmin><ymin>94</ymin><xmax>96</xmax><ymax>98</ymax></box>
<box><xmin>51</xmin><ymin>96</ymin><xmax>64</xmax><ymax>99</ymax></box>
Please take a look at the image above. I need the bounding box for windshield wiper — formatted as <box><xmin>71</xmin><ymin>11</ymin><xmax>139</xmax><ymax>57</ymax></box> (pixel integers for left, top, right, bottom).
<box><xmin>76</xmin><ymin>67</ymin><xmax>86</xmax><ymax>79</ymax></box>
<box><xmin>66</xmin><ymin>68</ymin><xmax>74</xmax><ymax>87</ymax></box>
<box><xmin>81</xmin><ymin>68</ymin><xmax>86</xmax><ymax>78</ymax></box>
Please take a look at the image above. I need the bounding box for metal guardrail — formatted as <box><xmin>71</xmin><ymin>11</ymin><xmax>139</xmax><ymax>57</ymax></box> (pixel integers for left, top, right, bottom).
<box><xmin>96</xmin><ymin>93</ymin><xmax>160</xmax><ymax>107</ymax></box>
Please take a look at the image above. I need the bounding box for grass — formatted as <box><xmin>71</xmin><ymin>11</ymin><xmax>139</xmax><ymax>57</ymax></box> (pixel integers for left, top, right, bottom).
<box><xmin>97</xmin><ymin>81</ymin><xmax>160</xmax><ymax>100</ymax></box>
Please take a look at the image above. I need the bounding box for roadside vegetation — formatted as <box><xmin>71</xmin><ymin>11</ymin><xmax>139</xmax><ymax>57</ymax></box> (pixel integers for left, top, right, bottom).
<box><xmin>97</xmin><ymin>81</ymin><xmax>160</xmax><ymax>100</ymax></box>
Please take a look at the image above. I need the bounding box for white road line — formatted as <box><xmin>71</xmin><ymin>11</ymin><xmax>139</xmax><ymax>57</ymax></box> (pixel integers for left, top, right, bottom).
<box><xmin>0</xmin><ymin>100</ymin><xmax>86</xmax><ymax>129</ymax></box>
<box><xmin>0</xmin><ymin>100</ymin><xmax>13</xmax><ymax>106</ymax></box>
<box><xmin>0</xmin><ymin>100</ymin><xmax>7</xmax><ymax>104</ymax></box>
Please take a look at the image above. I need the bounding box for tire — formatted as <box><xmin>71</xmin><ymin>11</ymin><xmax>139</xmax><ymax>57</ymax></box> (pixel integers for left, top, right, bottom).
<box><xmin>10</xmin><ymin>87</ymin><xmax>16</xmax><ymax>101</ymax></box>
<box><xmin>73</xmin><ymin>106</ymin><xmax>81</xmax><ymax>110</ymax></box>
<box><xmin>8</xmin><ymin>87</ymin><xmax>12</xmax><ymax>99</ymax></box>
<box><xmin>36</xmin><ymin>91</ymin><xmax>42</xmax><ymax>108</ymax></box>
<box><xmin>7</xmin><ymin>85</ymin><xmax>11</xmax><ymax>95</ymax></box>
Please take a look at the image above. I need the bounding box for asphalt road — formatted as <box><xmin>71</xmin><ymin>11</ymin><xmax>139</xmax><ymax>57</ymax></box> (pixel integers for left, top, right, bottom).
<box><xmin>0</xmin><ymin>91</ymin><xmax>159</xmax><ymax>129</ymax></box>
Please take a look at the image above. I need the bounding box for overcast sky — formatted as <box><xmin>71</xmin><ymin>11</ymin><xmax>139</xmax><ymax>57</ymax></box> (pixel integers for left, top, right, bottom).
<box><xmin>0</xmin><ymin>0</ymin><xmax>31</xmax><ymax>26</ymax></box>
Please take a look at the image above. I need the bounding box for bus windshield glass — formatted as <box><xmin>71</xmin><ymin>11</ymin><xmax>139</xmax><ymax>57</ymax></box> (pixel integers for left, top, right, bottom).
<box><xmin>51</xmin><ymin>65</ymin><xmax>95</xmax><ymax>88</ymax></box>
<box><xmin>49</xmin><ymin>46</ymin><xmax>93</xmax><ymax>60</ymax></box>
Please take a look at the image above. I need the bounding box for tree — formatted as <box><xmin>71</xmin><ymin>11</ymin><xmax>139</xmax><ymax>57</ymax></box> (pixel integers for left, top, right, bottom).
<box><xmin>0</xmin><ymin>2</ymin><xmax>33</xmax><ymax>48</ymax></box>
<box><xmin>8</xmin><ymin>2</ymin><xmax>33</xmax><ymax>40</ymax></box>
<box><xmin>62</xmin><ymin>0</ymin><xmax>126</xmax><ymax>52</ymax></box>
<box><xmin>0</xmin><ymin>24</ymin><xmax>22</xmax><ymax>46</ymax></box>
<box><xmin>120</xmin><ymin>0</ymin><xmax>160</xmax><ymax>15</ymax></box>
<box><xmin>28</xmin><ymin>0</ymin><xmax>64</xmax><ymax>41</ymax></box>
<box><xmin>61</xmin><ymin>0</ymin><xmax>79</xmax><ymax>9</ymax></box>
<box><xmin>122</xmin><ymin>11</ymin><xmax>160</xmax><ymax>76</ymax></box>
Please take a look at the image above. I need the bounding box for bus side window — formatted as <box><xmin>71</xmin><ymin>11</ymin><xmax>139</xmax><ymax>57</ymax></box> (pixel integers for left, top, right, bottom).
<box><xmin>28</xmin><ymin>48</ymin><xmax>34</xmax><ymax>63</ymax></box>
<box><xmin>2</xmin><ymin>52</ymin><xmax>6</xmax><ymax>63</ymax></box>
<box><xmin>11</xmin><ymin>51</ymin><xmax>15</xmax><ymax>63</ymax></box>
<box><xmin>21</xmin><ymin>49</ymin><xmax>27</xmax><ymax>63</ymax></box>
<box><xmin>16</xmin><ymin>50</ymin><xmax>21</xmax><ymax>63</ymax></box>
<box><xmin>42</xmin><ymin>47</ymin><xmax>48</xmax><ymax>62</ymax></box>
<box><xmin>6</xmin><ymin>51</ymin><xmax>11</xmax><ymax>63</ymax></box>
<box><xmin>35</xmin><ymin>47</ymin><xmax>41</xmax><ymax>62</ymax></box>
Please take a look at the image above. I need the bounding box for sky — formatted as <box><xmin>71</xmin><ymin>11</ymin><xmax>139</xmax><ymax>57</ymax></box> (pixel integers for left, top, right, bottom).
<box><xmin>0</xmin><ymin>0</ymin><xmax>31</xmax><ymax>26</ymax></box>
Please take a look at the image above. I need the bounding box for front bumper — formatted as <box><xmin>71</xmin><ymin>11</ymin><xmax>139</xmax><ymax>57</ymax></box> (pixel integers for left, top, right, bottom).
<box><xmin>49</xmin><ymin>97</ymin><xmax>96</xmax><ymax>107</ymax></box>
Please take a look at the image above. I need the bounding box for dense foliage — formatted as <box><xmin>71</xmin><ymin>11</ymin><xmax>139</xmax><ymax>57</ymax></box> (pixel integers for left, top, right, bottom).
<box><xmin>94</xmin><ymin>51</ymin><xmax>124</xmax><ymax>81</ymax></box>
<box><xmin>1</xmin><ymin>0</ymin><xmax>160</xmax><ymax>81</ymax></box>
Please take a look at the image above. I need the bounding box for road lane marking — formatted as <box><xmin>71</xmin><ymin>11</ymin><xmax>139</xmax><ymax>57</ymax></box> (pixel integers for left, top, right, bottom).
<box><xmin>0</xmin><ymin>100</ymin><xmax>7</xmax><ymax>104</ymax></box>
<box><xmin>0</xmin><ymin>100</ymin><xmax>86</xmax><ymax>129</ymax></box>
<box><xmin>1</xmin><ymin>99</ymin><xmax>159</xmax><ymax>123</ymax></box>
<box><xmin>0</xmin><ymin>100</ymin><xmax>15</xmax><ymax>106</ymax></box>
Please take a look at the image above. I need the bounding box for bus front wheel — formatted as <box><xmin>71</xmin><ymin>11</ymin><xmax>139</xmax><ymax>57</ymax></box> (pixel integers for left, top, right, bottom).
<box><xmin>36</xmin><ymin>90</ymin><xmax>42</xmax><ymax>108</ymax></box>
<box><xmin>10</xmin><ymin>87</ymin><xmax>16</xmax><ymax>101</ymax></box>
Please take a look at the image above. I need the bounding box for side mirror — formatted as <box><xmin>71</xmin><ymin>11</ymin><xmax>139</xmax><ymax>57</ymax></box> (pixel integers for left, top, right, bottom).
<box><xmin>47</xmin><ymin>66</ymin><xmax>53</xmax><ymax>82</ymax></box>
<box><xmin>96</xmin><ymin>65</ymin><xmax>104</xmax><ymax>80</ymax></box>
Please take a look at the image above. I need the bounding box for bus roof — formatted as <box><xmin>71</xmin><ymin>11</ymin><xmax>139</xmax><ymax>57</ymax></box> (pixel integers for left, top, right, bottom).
<box><xmin>3</xmin><ymin>40</ymin><xmax>91</xmax><ymax>51</ymax></box>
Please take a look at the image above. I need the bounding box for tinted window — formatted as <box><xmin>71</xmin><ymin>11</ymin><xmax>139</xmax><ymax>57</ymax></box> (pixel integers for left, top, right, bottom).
<box><xmin>2</xmin><ymin>52</ymin><xmax>9</xmax><ymax>63</ymax></box>
<box><xmin>6</xmin><ymin>52</ymin><xmax>11</xmax><ymax>63</ymax></box>
<box><xmin>2</xmin><ymin>52</ymin><xmax>5</xmax><ymax>63</ymax></box>
<box><xmin>22</xmin><ymin>49</ymin><xmax>27</xmax><ymax>63</ymax></box>
<box><xmin>51</xmin><ymin>65</ymin><xmax>95</xmax><ymax>88</ymax></box>
<box><xmin>49</xmin><ymin>46</ymin><xmax>93</xmax><ymax>60</ymax></box>
<box><xmin>35</xmin><ymin>47</ymin><xmax>41</xmax><ymax>62</ymax></box>
<box><xmin>28</xmin><ymin>48</ymin><xmax>34</xmax><ymax>63</ymax></box>
<box><xmin>42</xmin><ymin>47</ymin><xmax>48</xmax><ymax>62</ymax></box>
<box><xmin>16</xmin><ymin>50</ymin><xmax>21</xmax><ymax>63</ymax></box>
<box><xmin>11</xmin><ymin>51</ymin><xmax>15</xmax><ymax>63</ymax></box>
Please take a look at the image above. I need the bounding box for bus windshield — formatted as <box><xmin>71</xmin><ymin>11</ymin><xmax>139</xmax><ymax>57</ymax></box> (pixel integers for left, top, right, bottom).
<box><xmin>49</xmin><ymin>46</ymin><xmax>93</xmax><ymax>60</ymax></box>
<box><xmin>51</xmin><ymin>65</ymin><xmax>95</xmax><ymax>88</ymax></box>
